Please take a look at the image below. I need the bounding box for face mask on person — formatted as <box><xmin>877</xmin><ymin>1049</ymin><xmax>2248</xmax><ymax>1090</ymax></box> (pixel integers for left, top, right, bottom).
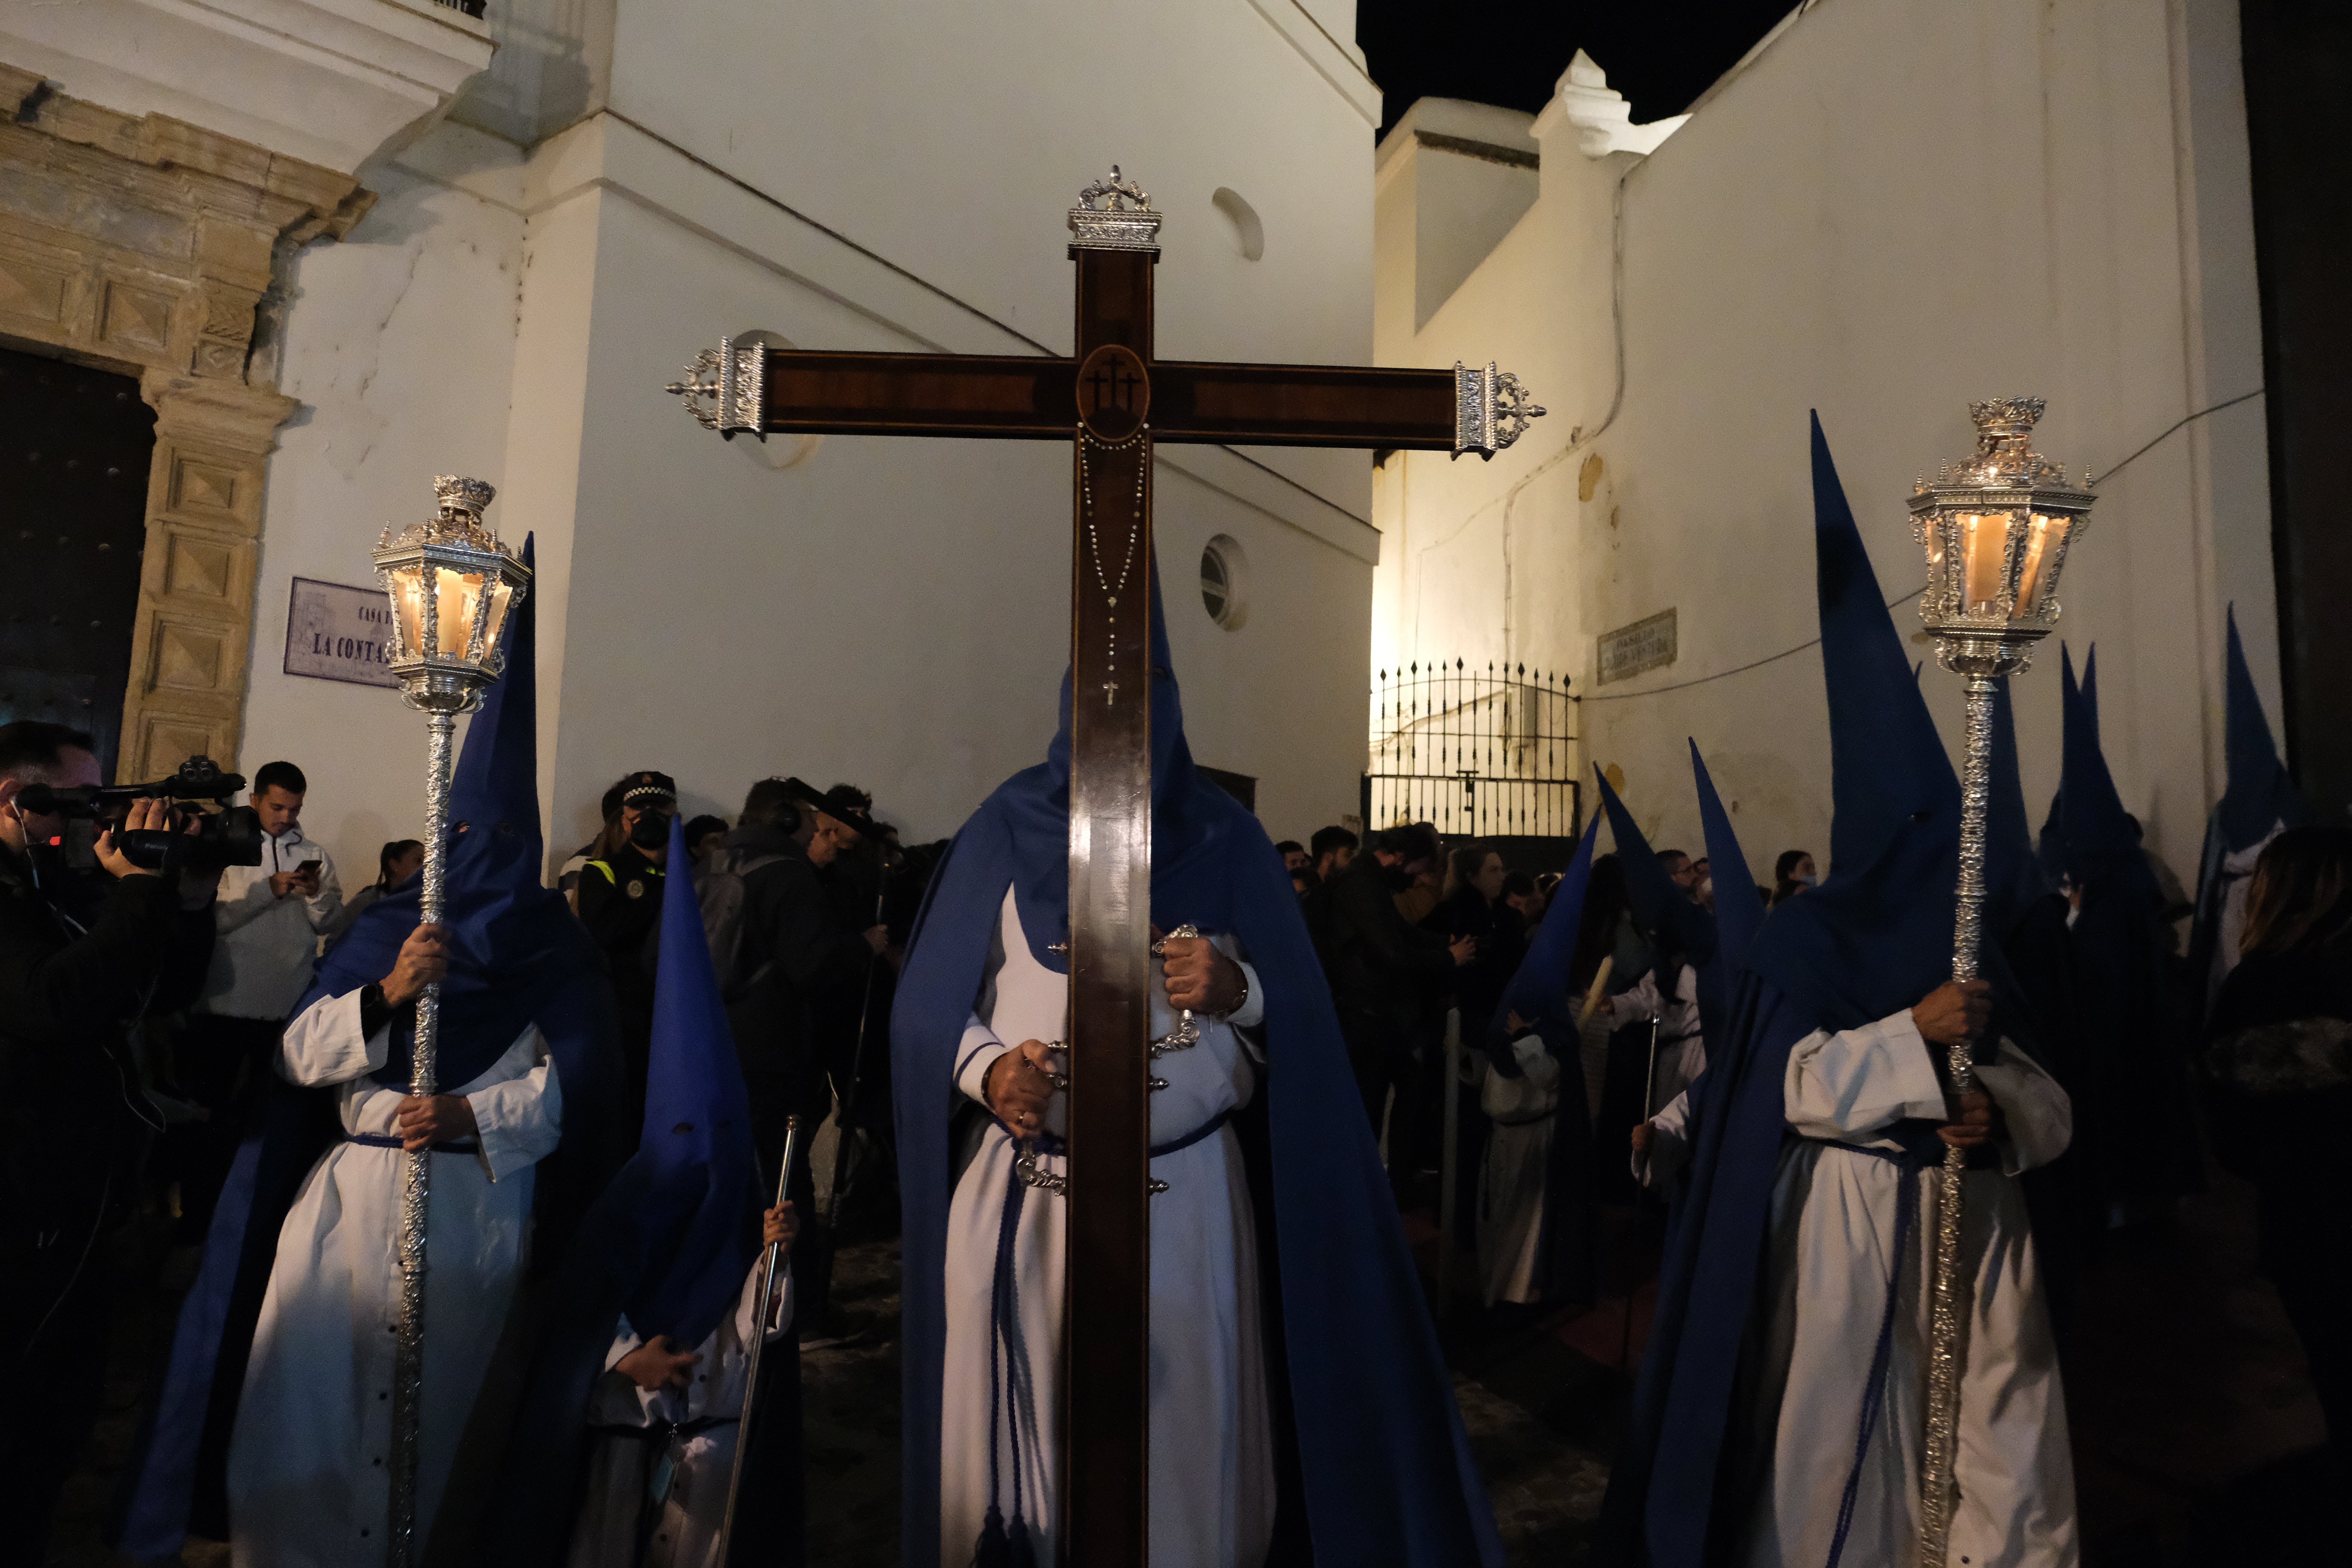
<box><xmin>1795</xmin><ymin>873</ymin><xmax>1818</xmax><ymax>889</ymax></box>
<box><xmin>629</xmin><ymin>810</ymin><xmax>671</xmax><ymax>850</ymax></box>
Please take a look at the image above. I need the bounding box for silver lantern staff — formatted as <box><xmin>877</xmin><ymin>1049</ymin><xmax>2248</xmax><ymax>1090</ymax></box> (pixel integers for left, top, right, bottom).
<box><xmin>1906</xmin><ymin>400</ymin><xmax>2095</xmax><ymax>1565</ymax></box>
<box><xmin>370</xmin><ymin>475</ymin><xmax>531</xmax><ymax>1568</ymax></box>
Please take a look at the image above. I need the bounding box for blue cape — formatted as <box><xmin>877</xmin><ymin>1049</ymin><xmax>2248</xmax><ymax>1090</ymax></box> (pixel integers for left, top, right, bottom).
<box><xmin>112</xmin><ymin>537</ymin><xmax>631</xmax><ymax>1559</ymax></box>
<box><xmin>890</xmin><ymin>553</ymin><xmax>1502</xmax><ymax>1566</ymax></box>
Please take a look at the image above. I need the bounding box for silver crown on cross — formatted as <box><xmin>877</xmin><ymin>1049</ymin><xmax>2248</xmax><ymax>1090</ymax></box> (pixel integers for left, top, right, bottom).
<box><xmin>1069</xmin><ymin>165</ymin><xmax>1162</xmax><ymax>254</ymax></box>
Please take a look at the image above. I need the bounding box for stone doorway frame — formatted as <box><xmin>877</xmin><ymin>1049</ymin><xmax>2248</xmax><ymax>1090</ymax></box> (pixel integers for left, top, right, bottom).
<box><xmin>0</xmin><ymin>66</ymin><xmax>372</xmax><ymax>781</ymax></box>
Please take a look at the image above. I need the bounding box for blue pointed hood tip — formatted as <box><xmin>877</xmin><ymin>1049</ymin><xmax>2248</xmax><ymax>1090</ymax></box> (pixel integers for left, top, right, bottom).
<box><xmin>621</xmin><ymin>811</ymin><xmax>763</xmax><ymax>1346</ymax></box>
<box><xmin>1593</xmin><ymin>765</ymin><xmax>1713</xmax><ymax>965</ymax></box>
<box><xmin>1495</xmin><ymin>813</ymin><xmax>1603</xmax><ymax>1037</ymax></box>
<box><xmin>2035</xmin><ymin>645</ymin><xmax>2080</xmax><ymax>882</ymax></box>
<box><xmin>1687</xmin><ymin>740</ymin><xmax>1766</xmax><ymax>972</ymax></box>
<box><xmin>448</xmin><ymin>532</ymin><xmax>541</xmax><ymax>848</ymax></box>
<box><xmin>1745</xmin><ymin>419</ymin><xmax>1966</xmax><ymax>1029</ymax></box>
<box><xmin>1810</xmin><ymin>412</ymin><xmax>1958</xmax><ymax>875</ymax></box>
<box><xmin>2217</xmin><ymin>604</ymin><xmax>2305</xmax><ymax>849</ymax></box>
<box><xmin>2055</xmin><ymin>642</ymin><xmax>2140</xmax><ymax>884</ymax></box>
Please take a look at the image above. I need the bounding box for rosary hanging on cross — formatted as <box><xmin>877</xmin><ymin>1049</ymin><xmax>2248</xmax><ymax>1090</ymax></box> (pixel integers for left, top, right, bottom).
<box><xmin>1078</xmin><ymin>423</ymin><xmax>1148</xmax><ymax>706</ymax></box>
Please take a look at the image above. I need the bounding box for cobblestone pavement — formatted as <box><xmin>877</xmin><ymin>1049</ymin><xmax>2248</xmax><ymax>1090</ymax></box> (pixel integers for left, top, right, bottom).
<box><xmin>51</xmin><ymin>1168</ymin><xmax>2335</xmax><ymax>1565</ymax></box>
<box><xmin>797</xmin><ymin>1237</ymin><xmax>1619</xmax><ymax>1567</ymax></box>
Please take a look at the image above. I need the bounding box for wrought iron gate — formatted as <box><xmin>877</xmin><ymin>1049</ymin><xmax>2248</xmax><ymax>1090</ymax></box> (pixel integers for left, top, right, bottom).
<box><xmin>1361</xmin><ymin>659</ymin><xmax>1580</xmax><ymax>839</ymax></box>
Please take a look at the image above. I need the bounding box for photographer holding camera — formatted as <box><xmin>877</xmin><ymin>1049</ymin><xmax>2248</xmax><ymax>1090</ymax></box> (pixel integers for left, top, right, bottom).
<box><xmin>0</xmin><ymin>720</ymin><xmax>220</xmax><ymax>1559</ymax></box>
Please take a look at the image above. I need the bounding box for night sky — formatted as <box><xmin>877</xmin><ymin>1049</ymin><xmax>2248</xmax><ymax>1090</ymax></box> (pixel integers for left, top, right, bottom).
<box><xmin>1355</xmin><ymin>1</ymin><xmax>1803</xmax><ymax>139</ymax></box>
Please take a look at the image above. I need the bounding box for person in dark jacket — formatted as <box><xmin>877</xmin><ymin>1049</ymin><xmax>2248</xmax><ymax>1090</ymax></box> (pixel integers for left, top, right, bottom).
<box><xmin>1441</xmin><ymin>842</ymin><xmax>1522</xmax><ymax>1044</ymax></box>
<box><xmin>577</xmin><ymin>769</ymin><xmax>678</xmax><ymax>1116</ymax></box>
<box><xmin>2202</xmin><ymin>824</ymin><xmax>2352</xmax><ymax>1460</ymax></box>
<box><xmin>715</xmin><ymin>777</ymin><xmax>885</xmax><ymax>1327</ymax></box>
<box><xmin>1439</xmin><ymin>841</ymin><xmax>1520</xmax><ymax>1226</ymax></box>
<box><xmin>0</xmin><ymin>721</ymin><xmax>216</xmax><ymax>1560</ymax></box>
<box><xmin>1321</xmin><ymin>825</ymin><xmax>1473</xmax><ymax>1196</ymax></box>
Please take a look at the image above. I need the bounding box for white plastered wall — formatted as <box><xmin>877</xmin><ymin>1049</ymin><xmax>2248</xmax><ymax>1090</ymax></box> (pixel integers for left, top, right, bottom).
<box><xmin>238</xmin><ymin>0</ymin><xmax>1384</xmax><ymax>877</ymax></box>
<box><xmin>1374</xmin><ymin>0</ymin><xmax>2275</xmax><ymax>893</ymax></box>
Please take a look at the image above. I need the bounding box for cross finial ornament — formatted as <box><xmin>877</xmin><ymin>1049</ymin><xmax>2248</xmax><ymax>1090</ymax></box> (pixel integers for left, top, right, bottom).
<box><xmin>1070</xmin><ymin>165</ymin><xmax>1162</xmax><ymax>252</ymax></box>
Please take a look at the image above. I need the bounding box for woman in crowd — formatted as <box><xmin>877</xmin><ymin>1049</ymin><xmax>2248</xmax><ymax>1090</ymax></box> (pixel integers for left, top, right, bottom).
<box><xmin>1442</xmin><ymin>842</ymin><xmax>1522</xmax><ymax>1048</ymax></box>
<box><xmin>322</xmin><ymin>838</ymin><xmax>421</xmax><ymax>951</ymax></box>
<box><xmin>1770</xmin><ymin>847</ymin><xmax>1817</xmax><ymax>906</ymax></box>
<box><xmin>2202</xmin><ymin>823</ymin><xmax>2352</xmax><ymax>1458</ymax></box>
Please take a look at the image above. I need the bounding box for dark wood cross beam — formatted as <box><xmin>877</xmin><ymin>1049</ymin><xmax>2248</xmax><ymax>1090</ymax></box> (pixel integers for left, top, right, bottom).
<box><xmin>666</xmin><ymin>167</ymin><xmax>1542</xmax><ymax>1565</ymax></box>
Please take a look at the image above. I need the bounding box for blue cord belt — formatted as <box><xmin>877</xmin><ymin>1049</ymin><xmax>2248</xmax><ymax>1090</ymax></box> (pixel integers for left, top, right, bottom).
<box><xmin>998</xmin><ymin>1107</ymin><xmax>1231</xmax><ymax>1162</ymax></box>
<box><xmin>345</xmin><ymin>1130</ymin><xmax>481</xmax><ymax>1156</ymax></box>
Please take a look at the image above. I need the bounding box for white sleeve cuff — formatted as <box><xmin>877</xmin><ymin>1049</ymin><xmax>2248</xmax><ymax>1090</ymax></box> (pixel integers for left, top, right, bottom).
<box><xmin>469</xmin><ymin>1044</ymin><xmax>563</xmax><ymax>1182</ymax></box>
<box><xmin>277</xmin><ymin>988</ymin><xmax>389</xmax><ymax>1087</ymax></box>
<box><xmin>1876</xmin><ymin>1011</ymin><xmax>1954</xmax><ymax>1121</ymax></box>
<box><xmin>957</xmin><ymin>1015</ymin><xmax>1011</xmax><ymax>1106</ymax></box>
<box><xmin>1226</xmin><ymin>960</ymin><xmax>1266</xmax><ymax>1029</ymax></box>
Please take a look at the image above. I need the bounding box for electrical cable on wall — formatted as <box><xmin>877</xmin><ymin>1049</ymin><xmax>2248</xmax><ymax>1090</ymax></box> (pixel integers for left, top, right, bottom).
<box><xmin>1580</xmin><ymin>389</ymin><xmax>2263</xmax><ymax>704</ymax></box>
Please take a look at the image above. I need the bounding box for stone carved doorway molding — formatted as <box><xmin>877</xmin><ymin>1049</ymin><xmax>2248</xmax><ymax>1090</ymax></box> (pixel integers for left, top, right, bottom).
<box><xmin>0</xmin><ymin>64</ymin><xmax>374</xmax><ymax>781</ymax></box>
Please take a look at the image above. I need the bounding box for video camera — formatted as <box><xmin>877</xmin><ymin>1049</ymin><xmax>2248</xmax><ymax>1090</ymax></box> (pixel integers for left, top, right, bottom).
<box><xmin>18</xmin><ymin>756</ymin><xmax>265</xmax><ymax>876</ymax></box>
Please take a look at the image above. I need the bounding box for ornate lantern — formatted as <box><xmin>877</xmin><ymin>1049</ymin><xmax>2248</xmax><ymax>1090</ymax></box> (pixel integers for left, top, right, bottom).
<box><xmin>368</xmin><ymin>474</ymin><xmax>529</xmax><ymax>1568</ymax></box>
<box><xmin>1906</xmin><ymin>398</ymin><xmax>2094</xmax><ymax>1567</ymax></box>
<box><xmin>373</xmin><ymin>475</ymin><xmax>527</xmax><ymax>713</ymax></box>
<box><xmin>1908</xmin><ymin>398</ymin><xmax>2094</xmax><ymax>680</ymax></box>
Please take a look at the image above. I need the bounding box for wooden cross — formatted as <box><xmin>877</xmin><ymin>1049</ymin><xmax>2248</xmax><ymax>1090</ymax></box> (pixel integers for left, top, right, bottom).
<box><xmin>666</xmin><ymin>165</ymin><xmax>1542</xmax><ymax>1564</ymax></box>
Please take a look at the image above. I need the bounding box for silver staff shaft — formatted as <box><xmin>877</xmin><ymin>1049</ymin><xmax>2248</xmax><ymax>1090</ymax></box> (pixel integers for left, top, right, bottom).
<box><xmin>387</xmin><ymin>709</ymin><xmax>455</xmax><ymax>1568</ymax></box>
<box><xmin>1920</xmin><ymin>673</ymin><xmax>1995</xmax><ymax>1564</ymax></box>
<box><xmin>1621</xmin><ymin>1012</ymin><xmax>1662</xmax><ymax>1370</ymax></box>
<box><xmin>715</xmin><ymin>1113</ymin><xmax>802</xmax><ymax>1566</ymax></box>
<box><xmin>827</xmin><ymin>880</ymin><xmax>890</xmax><ymax>1234</ymax></box>
<box><xmin>1640</xmin><ymin>1014</ymin><xmax>1661</xmax><ymax>1126</ymax></box>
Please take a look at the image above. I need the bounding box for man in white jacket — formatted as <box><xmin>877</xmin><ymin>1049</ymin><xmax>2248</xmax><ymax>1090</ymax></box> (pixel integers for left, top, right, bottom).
<box><xmin>175</xmin><ymin>759</ymin><xmax>342</xmax><ymax>1234</ymax></box>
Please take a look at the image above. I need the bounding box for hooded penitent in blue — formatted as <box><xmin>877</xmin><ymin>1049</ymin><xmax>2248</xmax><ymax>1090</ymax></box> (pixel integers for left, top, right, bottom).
<box><xmin>890</xmin><ymin>550</ymin><xmax>1502</xmax><ymax>1568</ymax></box>
<box><xmin>1594</xmin><ymin>768</ymin><xmax>1715</xmax><ymax>968</ymax></box>
<box><xmin>1491</xmin><ymin>813</ymin><xmax>1600</xmax><ymax>1051</ymax></box>
<box><xmin>479</xmin><ymin>811</ymin><xmax>794</xmax><ymax>1565</ymax></box>
<box><xmin>1478</xmin><ymin>814</ymin><xmax>1603</xmax><ymax>1305</ymax></box>
<box><xmin>1689</xmin><ymin>740</ymin><xmax>1767</xmax><ymax>1006</ymax></box>
<box><xmin>1600</xmin><ymin>416</ymin><xmax>1990</xmax><ymax>1566</ymax></box>
<box><xmin>2189</xmin><ymin>606</ymin><xmax>2308</xmax><ymax>1007</ymax></box>
<box><xmin>620</xmin><ymin>812</ymin><xmax>763</xmax><ymax>1343</ymax></box>
<box><xmin>2045</xmin><ymin>644</ymin><xmax>2197</xmax><ymax>1218</ymax></box>
<box><xmin>113</xmin><ymin>536</ymin><xmax>630</xmax><ymax>1559</ymax></box>
<box><xmin>1593</xmin><ymin>766</ymin><xmax>1722</xmax><ymax>1039</ymax></box>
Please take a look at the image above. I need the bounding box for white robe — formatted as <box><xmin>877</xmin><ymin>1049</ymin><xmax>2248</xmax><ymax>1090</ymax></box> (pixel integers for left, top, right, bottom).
<box><xmin>228</xmin><ymin>989</ymin><xmax>562</xmax><ymax>1567</ymax></box>
<box><xmin>1608</xmin><ymin>962</ymin><xmax>1706</xmax><ymax>1110</ymax></box>
<box><xmin>1477</xmin><ymin>1031</ymin><xmax>1560</xmax><ymax>1306</ymax></box>
<box><xmin>1738</xmin><ymin>1010</ymin><xmax>2078</xmax><ymax>1568</ymax></box>
<box><xmin>939</xmin><ymin>890</ymin><xmax>1275</xmax><ymax>1568</ymax></box>
<box><xmin>568</xmin><ymin>1263</ymin><xmax>796</xmax><ymax>1568</ymax></box>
